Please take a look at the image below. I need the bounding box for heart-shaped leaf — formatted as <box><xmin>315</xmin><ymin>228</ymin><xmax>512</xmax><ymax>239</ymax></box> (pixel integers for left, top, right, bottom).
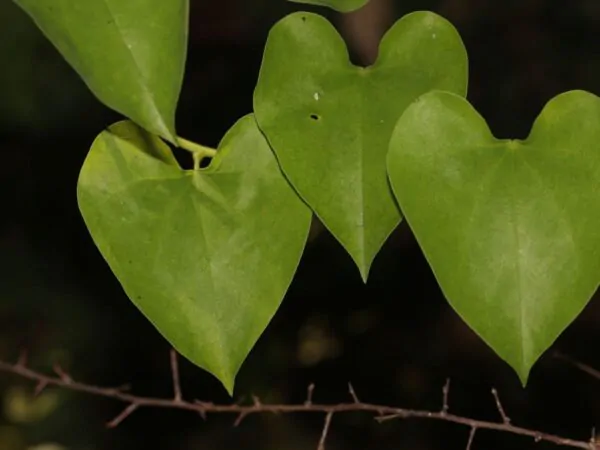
<box><xmin>14</xmin><ymin>0</ymin><xmax>188</xmax><ymax>143</ymax></box>
<box><xmin>254</xmin><ymin>11</ymin><xmax>468</xmax><ymax>280</ymax></box>
<box><xmin>288</xmin><ymin>0</ymin><xmax>368</xmax><ymax>12</ymax></box>
<box><xmin>387</xmin><ymin>90</ymin><xmax>600</xmax><ymax>383</ymax></box>
<box><xmin>77</xmin><ymin>116</ymin><xmax>311</xmax><ymax>393</ymax></box>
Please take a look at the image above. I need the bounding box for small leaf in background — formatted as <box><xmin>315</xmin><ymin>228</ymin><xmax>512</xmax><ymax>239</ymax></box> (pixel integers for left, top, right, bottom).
<box><xmin>254</xmin><ymin>12</ymin><xmax>468</xmax><ymax>281</ymax></box>
<box><xmin>3</xmin><ymin>386</ymin><xmax>60</xmax><ymax>424</ymax></box>
<box><xmin>387</xmin><ymin>90</ymin><xmax>600</xmax><ymax>383</ymax></box>
<box><xmin>13</xmin><ymin>0</ymin><xmax>189</xmax><ymax>143</ymax></box>
<box><xmin>288</xmin><ymin>0</ymin><xmax>368</xmax><ymax>13</ymax></box>
<box><xmin>77</xmin><ymin>116</ymin><xmax>312</xmax><ymax>393</ymax></box>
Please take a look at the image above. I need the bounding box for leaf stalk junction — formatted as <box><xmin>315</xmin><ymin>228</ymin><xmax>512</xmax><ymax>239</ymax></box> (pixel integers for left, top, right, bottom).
<box><xmin>177</xmin><ymin>137</ymin><xmax>217</xmax><ymax>170</ymax></box>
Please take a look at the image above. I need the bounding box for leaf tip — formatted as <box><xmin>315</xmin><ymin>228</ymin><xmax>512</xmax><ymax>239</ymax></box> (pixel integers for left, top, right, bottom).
<box><xmin>514</xmin><ymin>362</ymin><xmax>531</xmax><ymax>388</ymax></box>
<box><xmin>358</xmin><ymin>265</ymin><xmax>370</xmax><ymax>284</ymax></box>
<box><xmin>349</xmin><ymin>249</ymin><xmax>374</xmax><ymax>284</ymax></box>
<box><xmin>222</xmin><ymin>379</ymin><xmax>235</xmax><ymax>397</ymax></box>
<box><xmin>518</xmin><ymin>371</ymin><xmax>530</xmax><ymax>388</ymax></box>
<box><xmin>213</xmin><ymin>368</ymin><xmax>237</xmax><ymax>397</ymax></box>
<box><xmin>155</xmin><ymin>119</ymin><xmax>178</xmax><ymax>146</ymax></box>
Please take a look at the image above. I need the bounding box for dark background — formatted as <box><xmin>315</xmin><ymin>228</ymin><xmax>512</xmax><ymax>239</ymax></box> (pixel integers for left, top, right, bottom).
<box><xmin>2</xmin><ymin>0</ymin><xmax>600</xmax><ymax>449</ymax></box>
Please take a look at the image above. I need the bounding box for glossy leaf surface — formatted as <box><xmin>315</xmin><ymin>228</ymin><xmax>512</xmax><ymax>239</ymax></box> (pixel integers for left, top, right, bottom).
<box><xmin>254</xmin><ymin>11</ymin><xmax>468</xmax><ymax>280</ymax></box>
<box><xmin>13</xmin><ymin>0</ymin><xmax>188</xmax><ymax>142</ymax></box>
<box><xmin>77</xmin><ymin>117</ymin><xmax>311</xmax><ymax>393</ymax></box>
<box><xmin>387</xmin><ymin>90</ymin><xmax>600</xmax><ymax>383</ymax></box>
<box><xmin>288</xmin><ymin>0</ymin><xmax>368</xmax><ymax>12</ymax></box>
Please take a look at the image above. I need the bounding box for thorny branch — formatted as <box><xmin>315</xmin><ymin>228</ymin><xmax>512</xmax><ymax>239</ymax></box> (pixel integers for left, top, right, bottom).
<box><xmin>0</xmin><ymin>351</ymin><xmax>598</xmax><ymax>450</ymax></box>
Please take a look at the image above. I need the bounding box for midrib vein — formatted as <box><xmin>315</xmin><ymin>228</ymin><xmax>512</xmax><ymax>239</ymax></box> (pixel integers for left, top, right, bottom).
<box><xmin>509</xmin><ymin>155</ymin><xmax>525</xmax><ymax>371</ymax></box>
<box><xmin>100</xmin><ymin>0</ymin><xmax>165</xmax><ymax>127</ymax></box>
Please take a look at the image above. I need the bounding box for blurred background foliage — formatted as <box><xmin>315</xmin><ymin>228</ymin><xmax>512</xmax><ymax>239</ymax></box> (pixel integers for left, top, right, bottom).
<box><xmin>3</xmin><ymin>0</ymin><xmax>600</xmax><ymax>449</ymax></box>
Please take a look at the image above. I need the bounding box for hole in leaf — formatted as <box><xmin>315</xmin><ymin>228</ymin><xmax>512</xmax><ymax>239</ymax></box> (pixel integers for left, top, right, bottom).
<box><xmin>198</xmin><ymin>157</ymin><xmax>212</xmax><ymax>169</ymax></box>
<box><xmin>171</xmin><ymin>145</ymin><xmax>194</xmax><ymax>170</ymax></box>
<box><xmin>301</xmin><ymin>16</ymin><xmax>306</xmax><ymax>22</ymax></box>
<box><xmin>170</xmin><ymin>145</ymin><xmax>213</xmax><ymax>170</ymax></box>
<box><xmin>310</xmin><ymin>114</ymin><xmax>320</xmax><ymax>121</ymax></box>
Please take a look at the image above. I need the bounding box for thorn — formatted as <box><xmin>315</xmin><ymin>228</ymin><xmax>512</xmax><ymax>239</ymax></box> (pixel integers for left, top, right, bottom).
<box><xmin>252</xmin><ymin>395</ymin><xmax>262</xmax><ymax>407</ymax></box>
<box><xmin>53</xmin><ymin>363</ymin><xmax>72</xmax><ymax>383</ymax></box>
<box><xmin>194</xmin><ymin>400</ymin><xmax>215</xmax><ymax>408</ymax></box>
<box><xmin>194</xmin><ymin>399</ymin><xmax>214</xmax><ymax>407</ymax></box>
<box><xmin>375</xmin><ymin>412</ymin><xmax>399</xmax><ymax>423</ymax></box>
<box><xmin>305</xmin><ymin>383</ymin><xmax>315</xmax><ymax>406</ymax></box>
<box><xmin>466</xmin><ymin>427</ymin><xmax>477</xmax><ymax>450</ymax></box>
<box><xmin>234</xmin><ymin>411</ymin><xmax>249</xmax><ymax>427</ymax></box>
<box><xmin>112</xmin><ymin>383</ymin><xmax>132</xmax><ymax>393</ymax></box>
<box><xmin>442</xmin><ymin>378</ymin><xmax>450</xmax><ymax>414</ymax></box>
<box><xmin>106</xmin><ymin>403</ymin><xmax>138</xmax><ymax>428</ymax></box>
<box><xmin>375</xmin><ymin>410</ymin><xmax>401</xmax><ymax>422</ymax></box>
<box><xmin>317</xmin><ymin>411</ymin><xmax>334</xmax><ymax>450</ymax></box>
<box><xmin>491</xmin><ymin>388</ymin><xmax>510</xmax><ymax>424</ymax></box>
<box><xmin>348</xmin><ymin>383</ymin><xmax>360</xmax><ymax>404</ymax></box>
<box><xmin>16</xmin><ymin>350</ymin><xmax>28</xmax><ymax>368</ymax></box>
<box><xmin>193</xmin><ymin>400</ymin><xmax>213</xmax><ymax>420</ymax></box>
<box><xmin>34</xmin><ymin>380</ymin><xmax>48</xmax><ymax>397</ymax></box>
<box><xmin>104</xmin><ymin>384</ymin><xmax>132</xmax><ymax>396</ymax></box>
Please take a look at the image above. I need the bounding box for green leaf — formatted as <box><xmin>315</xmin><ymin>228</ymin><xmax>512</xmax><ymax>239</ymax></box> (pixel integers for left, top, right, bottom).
<box><xmin>13</xmin><ymin>0</ymin><xmax>188</xmax><ymax>143</ymax></box>
<box><xmin>387</xmin><ymin>90</ymin><xmax>600</xmax><ymax>384</ymax></box>
<box><xmin>77</xmin><ymin>116</ymin><xmax>311</xmax><ymax>393</ymax></box>
<box><xmin>288</xmin><ymin>0</ymin><xmax>368</xmax><ymax>12</ymax></box>
<box><xmin>254</xmin><ymin>11</ymin><xmax>468</xmax><ymax>281</ymax></box>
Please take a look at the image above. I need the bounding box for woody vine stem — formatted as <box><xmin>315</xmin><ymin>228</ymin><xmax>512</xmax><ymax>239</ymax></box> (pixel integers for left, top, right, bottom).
<box><xmin>0</xmin><ymin>351</ymin><xmax>598</xmax><ymax>449</ymax></box>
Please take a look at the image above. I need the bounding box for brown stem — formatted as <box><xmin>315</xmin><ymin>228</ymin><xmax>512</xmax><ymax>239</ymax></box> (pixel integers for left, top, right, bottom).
<box><xmin>0</xmin><ymin>355</ymin><xmax>597</xmax><ymax>450</ymax></box>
